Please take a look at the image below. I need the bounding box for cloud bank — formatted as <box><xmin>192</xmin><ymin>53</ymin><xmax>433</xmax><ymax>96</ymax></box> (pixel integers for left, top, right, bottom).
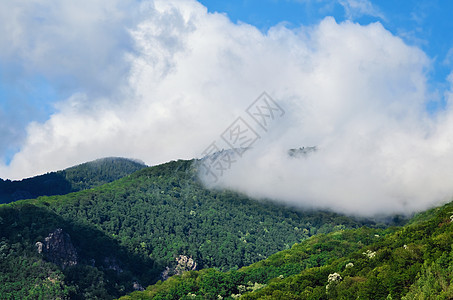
<box><xmin>1</xmin><ymin>0</ymin><xmax>453</xmax><ymax>216</ymax></box>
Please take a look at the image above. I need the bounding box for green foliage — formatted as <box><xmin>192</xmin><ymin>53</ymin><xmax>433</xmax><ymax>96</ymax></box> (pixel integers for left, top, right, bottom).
<box><xmin>0</xmin><ymin>204</ymin><xmax>157</xmax><ymax>299</ymax></box>
<box><xmin>237</xmin><ymin>205</ymin><xmax>453</xmax><ymax>299</ymax></box>
<box><xmin>0</xmin><ymin>159</ymin><xmax>370</xmax><ymax>298</ymax></box>
<box><xmin>10</xmin><ymin>160</ymin><xmax>369</xmax><ymax>272</ymax></box>
<box><xmin>63</xmin><ymin>157</ymin><xmax>146</xmax><ymax>191</ymax></box>
<box><xmin>0</xmin><ymin>249</ymin><xmax>74</xmax><ymax>300</ymax></box>
<box><xmin>124</xmin><ymin>199</ymin><xmax>453</xmax><ymax>299</ymax></box>
<box><xmin>0</xmin><ymin>157</ymin><xmax>146</xmax><ymax>204</ymax></box>
<box><xmin>119</xmin><ymin>227</ymin><xmax>390</xmax><ymax>299</ymax></box>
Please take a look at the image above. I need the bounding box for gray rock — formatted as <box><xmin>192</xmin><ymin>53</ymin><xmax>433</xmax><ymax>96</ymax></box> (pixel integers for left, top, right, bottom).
<box><xmin>37</xmin><ymin>228</ymin><xmax>78</xmax><ymax>269</ymax></box>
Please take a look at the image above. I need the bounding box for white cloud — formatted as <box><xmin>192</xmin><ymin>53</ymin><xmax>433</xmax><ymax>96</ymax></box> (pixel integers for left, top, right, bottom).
<box><xmin>0</xmin><ymin>0</ymin><xmax>146</xmax><ymax>160</ymax></box>
<box><xmin>339</xmin><ymin>0</ymin><xmax>385</xmax><ymax>20</ymax></box>
<box><xmin>444</xmin><ymin>47</ymin><xmax>453</xmax><ymax>67</ymax></box>
<box><xmin>202</xmin><ymin>18</ymin><xmax>447</xmax><ymax>217</ymax></box>
<box><xmin>1</xmin><ymin>0</ymin><xmax>453</xmax><ymax>217</ymax></box>
<box><xmin>0</xmin><ymin>0</ymin><xmax>142</xmax><ymax>96</ymax></box>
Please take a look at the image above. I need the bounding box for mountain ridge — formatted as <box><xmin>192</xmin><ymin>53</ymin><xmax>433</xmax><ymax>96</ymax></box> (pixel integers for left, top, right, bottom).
<box><xmin>0</xmin><ymin>158</ymin><xmax>379</xmax><ymax>299</ymax></box>
<box><xmin>119</xmin><ymin>193</ymin><xmax>453</xmax><ymax>299</ymax></box>
<box><xmin>0</xmin><ymin>157</ymin><xmax>147</xmax><ymax>204</ymax></box>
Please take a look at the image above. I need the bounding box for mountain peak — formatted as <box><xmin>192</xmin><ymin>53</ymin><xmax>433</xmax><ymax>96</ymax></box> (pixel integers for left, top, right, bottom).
<box><xmin>0</xmin><ymin>157</ymin><xmax>147</xmax><ymax>204</ymax></box>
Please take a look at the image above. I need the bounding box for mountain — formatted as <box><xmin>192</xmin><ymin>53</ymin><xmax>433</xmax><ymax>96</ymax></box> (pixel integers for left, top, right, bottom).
<box><xmin>119</xmin><ymin>198</ymin><xmax>453</xmax><ymax>299</ymax></box>
<box><xmin>0</xmin><ymin>157</ymin><xmax>147</xmax><ymax>204</ymax></box>
<box><xmin>0</xmin><ymin>159</ymin><xmax>378</xmax><ymax>299</ymax></box>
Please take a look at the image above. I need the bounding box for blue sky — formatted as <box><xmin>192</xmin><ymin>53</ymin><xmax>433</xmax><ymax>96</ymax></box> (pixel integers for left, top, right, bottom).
<box><xmin>0</xmin><ymin>73</ymin><xmax>57</xmax><ymax>164</ymax></box>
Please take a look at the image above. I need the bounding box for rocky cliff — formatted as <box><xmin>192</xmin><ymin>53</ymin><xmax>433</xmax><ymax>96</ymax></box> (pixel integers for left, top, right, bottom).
<box><xmin>36</xmin><ymin>228</ymin><xmax>78</xmax><ymax>269</ymax></box>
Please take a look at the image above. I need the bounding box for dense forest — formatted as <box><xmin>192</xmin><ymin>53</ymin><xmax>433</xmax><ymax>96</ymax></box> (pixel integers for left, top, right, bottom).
<box><xmin>120</xmin><ymin>198</ymin><xmax>453</xmax><ymax>299</ymax></box>
<box><xmin>0</xmin><ymin>157</ymin><xmax>147</xmax><ymax>204</ymax></box>
<box><xmin>0</xmin><ymin>158</ymin><xmax>378</xmax><ymax>299</ymax></box>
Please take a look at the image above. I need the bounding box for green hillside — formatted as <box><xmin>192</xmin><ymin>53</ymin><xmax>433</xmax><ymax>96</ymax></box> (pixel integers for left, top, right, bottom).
<box><xmin>120</xmin><ymin>199</ymin><xmax>453</xmax><ymax>299</ymax></box>
<box><xmin>0</xmin><ymin>157</ymin><xmax>147</xmax><ymax>204</ymax></box>
<box><xmin>0</xmin><ymin>159</ymin><xmax>373</xmax><ymax>299</ymax></box>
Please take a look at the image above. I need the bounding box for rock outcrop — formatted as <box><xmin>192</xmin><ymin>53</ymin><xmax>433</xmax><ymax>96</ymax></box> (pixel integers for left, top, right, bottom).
<box><xmin>36</xmin><ymin>228</ymin><xmax>78</xmax><ymax>269</ymax></box>
<box><xmin>161</xmin><ymin>255</ymin><xmax>197</xmax><ymax>280</ymax></box>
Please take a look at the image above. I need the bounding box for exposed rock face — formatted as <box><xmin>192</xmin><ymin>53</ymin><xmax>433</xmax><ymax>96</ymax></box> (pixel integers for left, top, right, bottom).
<box><xmin>161</xmin><ymin>255</ymin><xmax>197</xmax><ymax>280</ymax></box>
<box><xmin>36</xmin><ymin>228</ymin><xmax>78</xmax><ymax>269</ymax></box>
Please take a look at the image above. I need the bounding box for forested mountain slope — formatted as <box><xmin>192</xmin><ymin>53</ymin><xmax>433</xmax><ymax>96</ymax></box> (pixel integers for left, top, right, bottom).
<box><xmin>121</xmin><ymin>198</ymin><xmax>453</xmax><ymax>299</ymax></box>
<box><xmin>0</xmin><ymin>159</ymin><xmax>374</xmax><ymax>299</ymax></box>
<box><xmin>0</xmin><ymin>157</ymin><xmax>147</xmax><ymax>204</ymax></box>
